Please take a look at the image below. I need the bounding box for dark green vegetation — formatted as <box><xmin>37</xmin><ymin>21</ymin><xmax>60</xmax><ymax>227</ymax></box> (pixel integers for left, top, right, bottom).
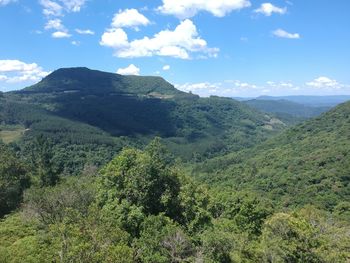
<box><xmin>0</xmin><ymin>68</ymin><xmax>349</xmax><ymax>262</ymax></box>
<box><xmin>194</xmin><ymin>101</ymin><xmax>350</xmax><ymax>213</ymax></box>
<box><xmin>1</xmin><ymin>139</ymin><xmax>349</xmax><ymax>262</ymax></box>
<box><xmin>1</xmin><ymin>67</ymin><xmax>284</xmax><ymax>173</ymax></box>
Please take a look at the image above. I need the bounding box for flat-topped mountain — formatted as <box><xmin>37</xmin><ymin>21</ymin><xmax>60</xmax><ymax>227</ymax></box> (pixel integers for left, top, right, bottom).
<box><xmin>21</xmin><ymin>67</ymin><xmax>195</xmax><ymax>99</ymax></box>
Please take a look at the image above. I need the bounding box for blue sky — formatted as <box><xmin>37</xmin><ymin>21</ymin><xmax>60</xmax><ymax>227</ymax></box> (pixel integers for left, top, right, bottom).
<box><xmin>0</xmin><ymin>0</ymin><xmax>349</xmax><ymax>97</ymax></box>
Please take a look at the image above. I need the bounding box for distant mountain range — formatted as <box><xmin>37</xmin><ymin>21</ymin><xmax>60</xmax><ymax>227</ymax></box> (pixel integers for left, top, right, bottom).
<box><xmin>235</xmin><ymin>95</ymin><xmax>350</xmax><ymax>107</ymax></box>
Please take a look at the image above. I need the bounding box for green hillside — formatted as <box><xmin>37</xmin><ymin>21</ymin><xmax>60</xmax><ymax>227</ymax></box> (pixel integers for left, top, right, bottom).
<box><xmin>194</xmin><ymin>101</ymin><xmax>350</xmax><ymax>211</ymax></box>
<box><xmin>1</xmin><ymin>68</ymin><xmax>285</xmax><ymax>173</ymax></box>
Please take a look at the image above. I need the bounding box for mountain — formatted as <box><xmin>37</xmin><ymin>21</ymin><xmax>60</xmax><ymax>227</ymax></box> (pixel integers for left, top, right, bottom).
<box><xmin>256</xmin><ymin>95</ymin><xmax>350</xmax><ymax>107</ymax></box>
<box><xmin>194</xmin><ymin>101</ymin><xmax>350</xmax><ymax>211</ymax></box>
<box><xmin>1</xmin><ymin>67</ymin><xmax>284</xmax><ymax>172</ymax></box>
<box><xmin>243</xmin><ymin>99</ymin><xmax>329</xmax><ymax>124</ymax></box>
<box><xmin>23</xmin><ymin>67</ymin><xmax>194</xmax><ymax>99</ymax></box>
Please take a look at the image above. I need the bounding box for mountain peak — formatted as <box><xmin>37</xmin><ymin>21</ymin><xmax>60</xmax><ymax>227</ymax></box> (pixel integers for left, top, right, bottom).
<box><xmin>22</xmin><ymin>67</ymin><xmax>196</xmax><ymax>99</ymax></box>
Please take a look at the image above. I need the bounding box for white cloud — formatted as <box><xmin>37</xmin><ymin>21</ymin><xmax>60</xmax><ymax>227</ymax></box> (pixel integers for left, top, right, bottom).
<box><xmin>162</xmin><ymin>65</ymin><xmax>170</xmax><ymax>71</ymax></box>
<box><xmin>254</xmin><ymin>3</ymin><xmax>286</xmax><ymax>16</ymax></box>
<box><xmin>158</xmin><ymin>0</ymin><xmax>251</xmax><ymax>19</ymax></box>
<box><xmin>176</xmin><ymin>78</ymin><xmax>350</xmax><ymax>97</ymax></box>
<box><xmin>100</xmin><ymin>28</ymin><xmax>129</xmax><ymax>48</ymax></box>
<box><xmin>75</xmin><ymin>29</ymin><xmax>95</xmax><ymax>35</ymax></box>
<box><xmin>101</xmin><ymin>19</ymin><xmax>218</xmax><ymax>59</ymax></box>
<box><xmin>45</xmin><ymin>19</ymin><xmax>65</xmax><ymax>30</ymax></box>
<box><xmin>0</xmin><ymin>60</ymin><xmax>50</xmax><ymax>84</ymax></box>
<box><xmin>60</xmin><ymin>0</ymin><xmax>86</xmax><ymax>12</ymax></box>
<box><xmin>40</xmin><ymin>0</ymin><xmax>63</xmax><ymax>16</ymax></box>
<box><xmin>176</xmin><ymin>82</ymin><xmax>222</xmax><ymax>97</ymax></box>
<box><xmin>40</xmin><ymin>0</ymin><xmax>86</xmax><ymax>16</ymax></box>
<box><xmin>0</xmin><ymin>0</ymin><xmax>16</xmax><ymax>6</ymax></box>
<box><xmin>273</xmin><ymin>28</ymin><xmax>300</xmax><ymax>39</ymax></box>
<box><xmin>112</xmin><ymin>9</ymin><xmax>150</xmax><ymax>29</ymax></box>
<box><xmin>116</xmin><ymin>64</ymin><xmax>140</xmax><ymax>75</ymax></box>
<box><xmin>306</xmin><ymin>77</ymin><xmax>341</xmax><ymax>89</ymax></box>
<box><xmin>52</xmin><ymin>31</ymin><xmax>71</xmax><ymax>38</ymax></box>
<box><xmin>267</xmin><ymin>81</ymin><xmax>294</xmax><ymax>88</ymax></box>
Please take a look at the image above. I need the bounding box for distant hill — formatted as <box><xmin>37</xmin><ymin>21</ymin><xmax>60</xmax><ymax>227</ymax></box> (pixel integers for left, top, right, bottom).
<box><xmin>243</xmin><ymin>99</ymin><xmax>329</xmax><ymax>123</ymax></box>
<box><xmin>256</xmin><ymin>95</ymin><xmax>350</xmax><ymax>107</ymax></box>
<box><xmin>1</xmin><ymin>67</ymin><xmax>284</xmax><ymax>172</ymax></box>
<box><xmin>194</xmin><ymin>101</ymin><xmax>350</xmax><ymax>211</ymax></box>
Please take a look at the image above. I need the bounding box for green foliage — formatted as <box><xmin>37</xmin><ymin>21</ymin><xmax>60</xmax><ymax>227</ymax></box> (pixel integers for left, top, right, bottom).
<box><xmin>0</xmin><ymin>81</ymin><xmax>350</xmax><ymax>263</ymax></box>
<box><xmin>98</xmin><ymin>145</ymin><xmax>182</xmax><ymax>220</ymax></box>
<box><xmin>195</xmin><ymin>101</ymin><xmax>350</xmax><ymax>211</ymax></box>
<box><xmin>135</xmin><ymin>214</ymin><xmax>194</xmax><ymax>263</ymax></box>
<box><xmin>23</xmin><ymin>175</ymin><xmax>95</xmax><ymax>226</ymax></box>
<box><xmin>260</xmin><ymin>207</ymin><xmax>350</xmax><ymax>262</ymax></box>
<box><xmin>29</xmin><ymin>135</ymin><xmax>60</xmax><ymax>187</ymax></box>
<box><xmin>0</xmin><ymin>143</ymin><xmax>29</xmax><ymax>217</ymax></box>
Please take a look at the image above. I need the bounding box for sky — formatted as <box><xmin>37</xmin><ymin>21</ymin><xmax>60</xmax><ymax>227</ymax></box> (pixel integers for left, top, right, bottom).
<box><xmin>0</xmin><ymin>0</ymin><xmax>349</xmax><ymax>97</ymax></box>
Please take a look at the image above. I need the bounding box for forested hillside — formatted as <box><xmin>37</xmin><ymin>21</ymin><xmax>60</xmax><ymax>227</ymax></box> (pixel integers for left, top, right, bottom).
<box><xmin>194</xmin><ymin>101</ymin><xmax>350</xmax><ymax>212</ymax></box>
<box><xmin>1</xmin><ymin>68</ymin><xmax>349</xmax><ymax>262</ymax></box>
<box><xmin>1</xmin><ymin>139</ymin><xmax>349</xmax><ymax>262</ymax></box>
<box><xmin>1</xmin><ymin>68</ymin><xmax>284</xmax><ymax>173</ymax></box>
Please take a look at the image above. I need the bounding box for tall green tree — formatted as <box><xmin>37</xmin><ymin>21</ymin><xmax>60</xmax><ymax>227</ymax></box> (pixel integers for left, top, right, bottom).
<box><xmin>30</xmin><ymin>135</ymin><xmax>59</xmax><ymax>187</ymax></box>
<box><xmin>0</xmin><ymin>143</ymin><xmax>29</xmax><ymax>217</ymax></box>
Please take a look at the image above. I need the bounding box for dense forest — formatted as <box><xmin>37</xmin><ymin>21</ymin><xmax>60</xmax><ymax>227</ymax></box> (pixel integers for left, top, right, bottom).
<box><xmin>0</xmin><ymin>68</ymin><xmax>349</xmax><ymax>262</ymax></box>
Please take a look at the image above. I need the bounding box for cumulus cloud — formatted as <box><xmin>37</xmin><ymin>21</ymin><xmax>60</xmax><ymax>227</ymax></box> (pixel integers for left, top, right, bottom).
<box><xmin>157</xmin><ymin>0</ymin><xmax>251</xmax><ymax>19</ymax></box>
<box><xmin>116</xmin><ymin>64</ymin><xmax>140</xmax><ymax>75</ymax></box>
<box><xmin>176</xmin><ymin>82</ymin><xmax>222</xmax><ymax>97</ymax></box>
<box><xmin>75</xmin><ymin>29</ymin><xmax>94</xmax><ymax>35</ymax></box>
<box><xmin>0</xmin><ymin>0</ymin><xmax>16</xmax><ymax>6</ymax></box>
<box><xmin>40</xmin><ymin>0</ymin><xmax>63</xmax><ymax>16</ymax></box>
<box><xmin>100</xmin><ymin>28</ymin><xmax>129</xmax><ymax>48</ymax></box>
<box><xmin>101</xmin><ymin>19</ymin><xmax>219</xmax><ymax>59</ymax></box>
<box><xmin>60</xmin><ymin>0</ymin><xmax>86</xmax><ymax>12</ymax></box>
<box><xmin>45</xmin><ymin>19</ymin><xmax>65</xmax><ymax>30</ymax></box>
<box><xmin>306</xmin><ymin>77</ymin><xmax>342</xmax><ymax>89</ymax></box>
<box><xmin>40</xmin><ymin>0</ymin><xmax>87</xmax><ymax>39</ymax></box>
<box><xmin>0</xmin><ymin>60</ymin><xmax>50</xmax><ymax>84</ymax></box>
<box><xmin>52</xmin><ymin>31</ymin><xmax>71</xmax><ymax>38</ymax></box>
<box><xmin>162</xmin><ymin>65</ymin><xmax>170</xmax><ymax>71</ymax></box>
<box><xmin>177</xmin><ymin>77</ymin><xmax>350</xmax><ymax>97</ymax></box>
<box><xmin>273</xmin><ymin>28</ymin><xmax>300</xmax><ymax>39</ymax></box>
<box><xmin>112</xmin><ymin>9</ymin><xmax>150</xmax><ymax>29</ymax></box>
<box><xmin>40</xmin><ymin>0</ymin><xmax>86</xmax><ymax>16</ymax></box>
<box><xmin>254</xmin><ymin>3</ymin><xmax>286</xmax><ymax>16</ymax></box>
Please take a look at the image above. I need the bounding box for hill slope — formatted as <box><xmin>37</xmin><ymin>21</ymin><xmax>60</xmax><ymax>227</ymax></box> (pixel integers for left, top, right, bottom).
<box><xmin>194</xmin><ymin>101</ymin><xmax>350</xmax><ymax>211</ymax></box>
<box><xmin>244</xmin><ymin>99</ymin><xmax>329</xmax><ymax>119</ymax></box>
<box><xmin>1</xmin><ymin>67</ymin><xmax>284</xmax><ymax>172</ymax></box>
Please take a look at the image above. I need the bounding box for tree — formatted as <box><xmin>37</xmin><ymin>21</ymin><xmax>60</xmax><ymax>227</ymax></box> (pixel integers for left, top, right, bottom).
<box><xmin>134</xmin><ymin>214</ymin><xmax>194</xmax><ymax>263</ymax></box>
<box><xmin>260</xmin><ymin>212</ymin><xmax>322</xmax><ymax>263</ymax></box>
<box><xmin>30</xmin><ymin>135</ymin><xmax>59</xmax><ymax>187</ymax></box>
<box><xmin>98</xmin><ymin>144</ymin><xmax>182</xmax><ymax>220</ymax></box>
<box><xmin>0</xmin><ymin>143</ymin><xmax>29</xmax><ymax>217</ymax></box>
